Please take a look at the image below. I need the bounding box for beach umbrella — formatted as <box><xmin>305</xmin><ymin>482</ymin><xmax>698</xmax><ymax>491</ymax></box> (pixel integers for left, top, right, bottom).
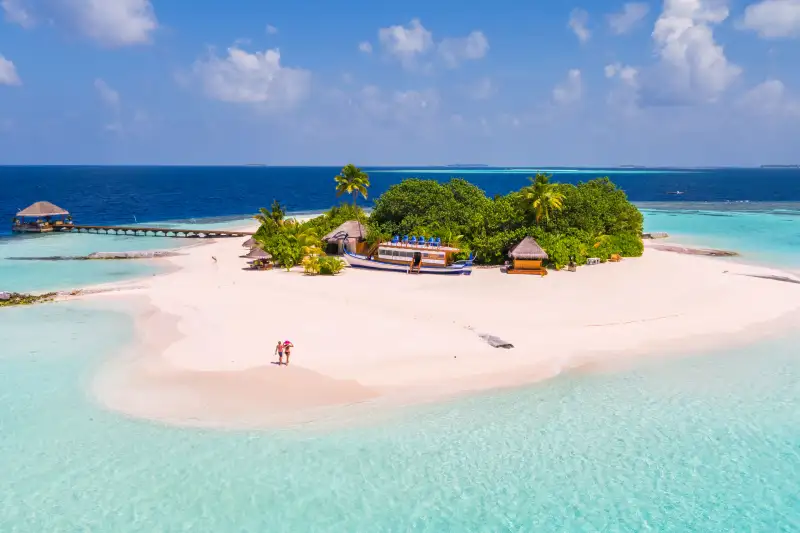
<box><xmin>242</xmin><ymin>237</ymin><xmax>256</xmax><ymax>248</ymax></box>
<box><xmin>244</xmin><ymin>247</ymin><xmax>271</xmax><ymax>260</ymax></box>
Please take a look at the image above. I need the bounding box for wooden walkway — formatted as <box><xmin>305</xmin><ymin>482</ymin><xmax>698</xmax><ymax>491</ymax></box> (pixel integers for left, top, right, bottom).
<box><xmin>54</xmin><ymin>225</ymin><xmax>254</xmax><ymax>238</ymax></box>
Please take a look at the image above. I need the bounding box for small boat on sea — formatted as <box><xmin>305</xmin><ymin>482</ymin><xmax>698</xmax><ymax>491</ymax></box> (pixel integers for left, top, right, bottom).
<box><xmin>666</xmin><ymin>190</ymin><xmax>684</xmax><ymax>195</ymax></box>
<box><xmin>342</xmin><ymin>235</ymin><xmax>473</xmax><ymax>275</ymax></box>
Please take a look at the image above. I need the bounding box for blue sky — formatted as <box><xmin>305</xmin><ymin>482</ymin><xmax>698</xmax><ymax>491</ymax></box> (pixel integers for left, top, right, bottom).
<box><xmin>1</xmin><ymin>0</ymin><xmax>799</xmax><ymax>166</ymax></box>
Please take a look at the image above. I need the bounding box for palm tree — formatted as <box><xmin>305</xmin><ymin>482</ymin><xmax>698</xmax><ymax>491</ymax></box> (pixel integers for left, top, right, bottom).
<box><xmin>334</xmin><ymin>164</ymin><xmax>370</xmax><ymax>206</ymax></box>
<box><xmin>253</xmin><ymin>199</ymin><xmax>286</xmax><ymax>227</ymax></box>
<box><xmin>521</xmin><ymin>173</ymin><xmax>566</xmax><ymax>224</ymax></box>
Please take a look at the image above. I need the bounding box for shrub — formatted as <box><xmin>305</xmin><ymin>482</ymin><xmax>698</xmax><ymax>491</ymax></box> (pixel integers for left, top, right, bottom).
<box><xmin>319</xmin><ymin>256</ymin><xmax>345</xmax><ymax>275</ymax></box>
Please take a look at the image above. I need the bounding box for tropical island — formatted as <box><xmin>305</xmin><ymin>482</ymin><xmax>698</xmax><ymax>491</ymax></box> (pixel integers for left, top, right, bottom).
<box><xmin>249</xmin><ymin>164</ymin><xmax>644</xmax><ymax>273</ymax></box>
<box><xmin>83</xmin><ymin>163</ymin><xmax>800</xmax><ymax>429</ymax></box>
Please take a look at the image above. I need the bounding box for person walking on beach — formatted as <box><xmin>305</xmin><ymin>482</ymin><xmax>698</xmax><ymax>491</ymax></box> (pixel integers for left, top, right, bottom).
<box><xmin>283</xmin><ymin>341</ymin><xmax>294</xmax><ymax>366</ymax></box>
<box><xmin>275</xmin><ymin>341</ymin><xmax>284</xmax><ymax>365</ymax></box>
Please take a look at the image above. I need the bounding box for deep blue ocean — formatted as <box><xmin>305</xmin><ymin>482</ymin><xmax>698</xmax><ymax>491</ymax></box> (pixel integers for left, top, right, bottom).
<box><xmin>2</xmin><ymin>167</ymin><xmax>800</xmax><ymax>531</ymax></box>
<box><xmin>2</xmin><ymin>166</ymin><xmax>799</xmax><ymax>236</ymax></box>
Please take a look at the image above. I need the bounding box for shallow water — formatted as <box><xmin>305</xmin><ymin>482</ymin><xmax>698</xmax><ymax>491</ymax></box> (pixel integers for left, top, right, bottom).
<box><xmin>2</xmin><ymin>205</ymin><xmax>800</xmax><ymax>531</ymax></box>
<box><xmin>2</xmin><ymin>303</ymin><xmax>800</xmax><ymax>531</ymax></box>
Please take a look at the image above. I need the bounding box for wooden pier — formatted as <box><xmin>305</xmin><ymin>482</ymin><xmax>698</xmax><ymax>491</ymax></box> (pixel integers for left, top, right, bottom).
<box><xmin>54</xmin><ymin>225</ymin><xmax>254</xmax><ymax>238</ymax></box>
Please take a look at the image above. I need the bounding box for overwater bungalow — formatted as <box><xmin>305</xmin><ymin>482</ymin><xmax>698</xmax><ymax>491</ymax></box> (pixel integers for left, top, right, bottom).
<box><xmin>507</xmin><ymin>237</ymin><xmax>548</xmax><ymax>276</ymax></box>
<box><xmin>12</xmin><ymin>202</ymin><xmax>72</xmax><ymax>233</ymax></box>
<box><xmin>322</xmin><ymin>220</ymin><xmax>368</xmax><ymax>255</ymax></box>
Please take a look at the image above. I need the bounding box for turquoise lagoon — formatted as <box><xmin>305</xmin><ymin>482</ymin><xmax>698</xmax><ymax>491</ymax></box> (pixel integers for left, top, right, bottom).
<box><xmin>2</xmin><ymin>206</ymin><xmax>800</xmax><ymax>532</ymax></box>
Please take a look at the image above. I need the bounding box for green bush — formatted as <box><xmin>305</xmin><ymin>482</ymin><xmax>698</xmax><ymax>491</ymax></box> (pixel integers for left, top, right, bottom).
<box><xmin>319</xmin><ymin>256</ymin><xmax>345</xmax><ymax>275</ymax></box>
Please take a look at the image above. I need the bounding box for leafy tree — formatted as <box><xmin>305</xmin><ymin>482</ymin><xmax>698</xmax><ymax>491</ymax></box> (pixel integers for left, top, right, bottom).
<box><xmin>335</xmin><ymin>164</ymin><xmax>371</xmax><ymax>206</ymax></box>
<box><xmin>520</xmin><ymin>173</ymin><xmax>566</xmax><ymax>224</ymax></box>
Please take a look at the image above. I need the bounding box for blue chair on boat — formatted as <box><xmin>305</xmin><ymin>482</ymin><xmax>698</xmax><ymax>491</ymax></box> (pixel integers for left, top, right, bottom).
<box><xmin>435</xmin><ymin>237</ymin><xmax>442</xmax><ymax>247</ymax></box>
<box><xmin>428</xmin><ymin>237</ymin><xmax>436</xmax><ymax>246</ymax></box>
<box><xmin>402</xmin><ymin>235</ymin><xmax>409</xmax><ymax>246</ymax></box>
<box><xmin>391</xmin><ymin>235</ymin><xmax>399</xmax><ymax>244</ymax></box>
<box><xmin>409</xmin><ymin>236</ymin><xmax>417</xmax><ymax>246</ymax></box>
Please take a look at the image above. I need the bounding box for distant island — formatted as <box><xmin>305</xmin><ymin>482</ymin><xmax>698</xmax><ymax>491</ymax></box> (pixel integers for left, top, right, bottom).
<box><xmin>761</xmin><ymin>164</ymin><xmax>799</xmax><ymax>168</ymax></box>
<box><xmin>618</xmin><ymin>165</ymin><xmax>647</xmax><ymax>169</ymax></box>
<box><xmin>446</xmin><ymin>164</ymin><xmax>489</xmax><ymax>168</ymax></box>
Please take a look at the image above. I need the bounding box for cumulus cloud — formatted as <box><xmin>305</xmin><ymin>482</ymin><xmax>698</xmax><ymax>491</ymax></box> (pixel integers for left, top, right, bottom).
<box><xmin>738</xmin><ymin>79</ymin><xmax>800</xmax><ymax>116</ymax></box>
<box><xmin>94</xmin><ymin>79</ymin><xmax>120</xmax><ymax>107</ymax></box>
<box><xmin>739</xmin><ymin>0</ymin><xmax>800</xmax><ymax>38</ymax></box>
<box><xmin>553</xmin><ymin>69</ymin><xmax>582</xmax><ymax>104</ymax></box>
<box><xmin>358</xmin><ymin>41</ymin><xmax>372</xmax><ymax>53</ymax></box>
<box><xmin>605</xmin><ymin>63</ymin><xmax>640</xmax><ymax>109</ymax></box>
<box><xmin>438</xmin><ymin>30</ymin><xmax>489</xmax><ymax>68</ymax></box>
<box><xmin>376</xmin><ymin>19</ymin><xmax>487</xmax><ymax>70</ymax></box>
<box><xmin>265</xmin><ymin>24</ymin><xmax>278</xmax><ymax>35</ymax></box>
<box><xmin>2</xmin><ymin>0</ymin><xmax>158</xmax><ymax>46</ymax></box>
<box><xmin>646</xmin><ymin>0</ymin><xmax>741</xmax><ymax>104</ymax></box>
<box><xmin>607</xmin><ymin>2</ymin><xmax>649</xmax><ymax>34</ymax></box>
<box><xmin>192</xmin><ymin>46</ymin><xmax>312</xmax><ymax>110</ymax></box>
<box><xmin>568</xmin><ymin>8</ymin><xmax>591</xmax><ymax>43</ymax></box>
<box><xmin>605</xmin><ymin>63</ymin><xmax>639</xmax><ymax>85</ymax></box>
<box><xmin>0</xmin><ymin>54</ymin><xmax>21</xmax><ymax>85</ymax></box>
<box><xmin>378</xmin><ymin>18</ymin><xmax>434</xmax><ymax>68</ymax></box>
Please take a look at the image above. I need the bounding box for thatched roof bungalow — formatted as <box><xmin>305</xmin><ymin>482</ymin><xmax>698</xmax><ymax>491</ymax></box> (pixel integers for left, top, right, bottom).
<box><xmin>322</xmin><ymin>220</ymin><xmax>367</xmax><ymax>255</ymax></box>
<box><xmin>507</xmin><ymin>237</ymin><xmax>548</xmax><ymax>276</ymax></box>
<box><xmin>508</xmin><ymin>237</ymin><xmax>548</xmax><ymax>260</ymax></box>
<box><xmin>322</xmin><ymin>220</ymin><xmax>366</xmax><ymax>242</ymax></box>
<box><xmin>244</xmin><ymin>247</ymin><xmax>271</xmax><ymax>260</ymax></box>
<box><xmin>16</xmin><ymin>201</ymin><xmax>70</xmax><ymax>218</ymax></box>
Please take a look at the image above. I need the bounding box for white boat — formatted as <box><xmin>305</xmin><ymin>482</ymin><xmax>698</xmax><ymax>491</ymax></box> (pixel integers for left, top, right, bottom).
<box><xmin>341</xmin><ymin>238</ymin><xmax>473</xmax><ymax>275</ymax></box>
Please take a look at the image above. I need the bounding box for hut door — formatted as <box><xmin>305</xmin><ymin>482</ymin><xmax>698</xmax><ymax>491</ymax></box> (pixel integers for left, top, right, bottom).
<box><xmin>413</xmin><ymin>251</ymin><xmax>422</xmax><ymax>266</ymax></box>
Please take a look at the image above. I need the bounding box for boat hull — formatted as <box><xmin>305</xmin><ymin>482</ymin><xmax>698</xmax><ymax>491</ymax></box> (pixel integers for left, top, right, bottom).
<box><xmin>343</xmin><ymin>250</ymin><xmax>472</xmax><ymax>275</ymax></box>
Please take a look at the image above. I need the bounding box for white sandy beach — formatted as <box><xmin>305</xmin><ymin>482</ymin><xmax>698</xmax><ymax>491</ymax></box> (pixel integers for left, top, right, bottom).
<box><xmin>87</xmin><ymin>226</ymin><xmax>800</xmax><ymax>427</ymax></box>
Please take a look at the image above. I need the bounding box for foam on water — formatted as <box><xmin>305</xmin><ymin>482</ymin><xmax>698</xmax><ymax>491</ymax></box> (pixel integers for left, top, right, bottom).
<box><xmin>2</xmin><ymin>206</ymin><xmax>800</xmax><ymax>531</ymax></box>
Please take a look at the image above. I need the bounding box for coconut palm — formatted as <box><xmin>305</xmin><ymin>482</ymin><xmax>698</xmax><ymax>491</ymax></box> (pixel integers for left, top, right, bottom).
<box><xmin>521</xmin><ymin>173</ymin><xmax>566</xmax><ymax>224</ymax></box>
<box><xmin>334</xmin><ymin>164</ymin><xmax>370</xmax><ymax>206</ymax></box>
<box><xmin>253</xmin><ymin>199</ymin><xmax>286</xmax><ymax>229</ymax></box>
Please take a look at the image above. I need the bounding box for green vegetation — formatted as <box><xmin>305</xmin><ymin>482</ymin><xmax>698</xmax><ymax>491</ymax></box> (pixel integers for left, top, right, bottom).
<box><xmin>334</xmin><ymin>164</ymin><xmax>370</xmax><ymax>206</ymax></box>
<box><xmin>368</xmin><ymin>172</ymin><xmax>643</xmax><ymax>268</ymax></box>
<box><xmin>253</xmin><ymin>166</ymin><xmax>643</xmax><ymax>273</ymax></box>
<box><xmin>0</xmin><ymin>292</ymin><xmax>57</xmax><ymax>307</ymax></box>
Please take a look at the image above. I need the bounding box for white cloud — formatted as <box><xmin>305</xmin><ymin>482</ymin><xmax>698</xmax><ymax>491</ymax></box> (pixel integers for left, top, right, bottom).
<box><xmin>0</xmin><ymin>54</ymin><xmax>21</xmax><ymax>85</ymax></box>
<box><xmin>740</xmin><ymin>0</ymin><xmax>800</xmax><ymax>38</ymax></box>
<box><xmin>2</xmin><ymin>0</ymin><xmax>157</xmax><ymax>46</ymax></box>
<box><xmin>192</xmin><ymin>46</ymin><xmax>311</xmax><ymax>110</ymax></box>
<box><xmin>347</xmin><ymin>85</ymin><xmax>440</xmax><ymax>125</ymax></box>
<box><xmin>553</xmin><ymin>69</ymin><xmax>582</xmax><ymax>104</ymax></box>
<box><xmin>607</xmin><ymin>2</ymin><xmax>649</xmax><ymax>34</ymax></box>
<box><xmin>94</xmin><ymin>79</ymin><xmax>120</xmax><ymax>107</ymax></box>
<box><xmin>738</xmin><ymin>79</ymin><xmax>800</xmax><ymax>116</ymax></box>
<box><xmin>266</xmin><ymin>24</ymin><xmax>278</xmax><ymax>35</ymax></box>
<box><xmin>375</xmin><ymin>19</ymin><xmax>487</xmax><ymax>70</ymax></box>
<box><xmin>466</xmin><ymin>77</ymin><xmax>494</xmax><ymax>100</ymax></box>
<box><xmin>438</xmin><ymin>30</ymin><xmax>489</xmax><ymax>67</ymax></box>
<box><xmin>605</xmin><ymin>63</ymin><xmax>639</xmax><ymax>85</ymax></box>
<box><xmin>568</xmin><ymin>8</ymin><xmax>591</xmax><ymax>43</ymax></box>
<box><xmin>378</xmin><ymin>18</ymin><xmax>433</xmax><ymax>68</ymax></box>
<box><xmin>358</xmin><ymin>41</ymin><xmax>372</xmax><ymax>53</ymax></box>
<box><xmin>1</xmin><ymin>0</ymin><xmax>33</xmax><ymax>27</ymax></box>
<box><xmin>72</xmin><ymin>0</ymin><xmax>157</xmax><ymax>46</ymax></box>
<box><xmin>648</xmin><ymin>0</ymin><xmax>741</xmax><ymax>103</ymax></box>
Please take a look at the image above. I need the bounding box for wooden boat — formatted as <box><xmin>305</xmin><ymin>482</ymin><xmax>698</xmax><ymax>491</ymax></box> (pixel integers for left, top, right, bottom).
<box><xmin>342</xmin><ymin>238</ymin><xmax>473</xmax><ymax>275</ymax></box>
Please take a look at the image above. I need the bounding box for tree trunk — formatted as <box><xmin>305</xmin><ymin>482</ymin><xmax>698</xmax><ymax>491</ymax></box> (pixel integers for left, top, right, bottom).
<box><xmin>353</xmin><ymin>191</ymin><xmax>358</xmax><ymax>206</ymax></box>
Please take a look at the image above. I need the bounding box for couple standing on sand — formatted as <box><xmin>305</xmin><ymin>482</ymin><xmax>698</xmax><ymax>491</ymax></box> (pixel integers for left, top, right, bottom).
<box><xmin>275</xmin><ymin>340</ymin><xmax>293</xmax><ymax>365</ymax></box>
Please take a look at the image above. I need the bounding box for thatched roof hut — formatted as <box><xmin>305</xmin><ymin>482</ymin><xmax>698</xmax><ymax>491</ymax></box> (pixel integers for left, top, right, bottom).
<box><xmin>17</xmin><ymin>201</ymin><xmax>69</xmax><ymax>217</ymax></box>
<box><xmin>322</xmin><ymin>220</ymin><xmax>365</xmax><ymax>242</ymax></box>
<box><xmin>508</xmin><ymin>237</ymin><xmax>548</xmax><ymax>260</ymax></box>
<box><xmin>244</xmin><ymin>248</ymin><xmax>271</xmax><ymax>260</ymax></box>
<box><xmin>242</xmin><ymin>237</ymin><xmax>256</xmax><ymax>248</ymax></box>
